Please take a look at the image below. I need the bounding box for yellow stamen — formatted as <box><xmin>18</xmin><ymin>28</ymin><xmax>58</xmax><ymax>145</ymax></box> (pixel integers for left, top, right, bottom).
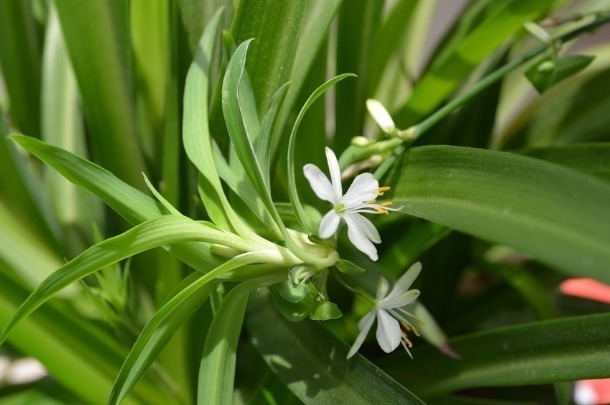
<box><xmin>364</xmin><ymin>199</ymin><xmax>377</xmax><ymax>204</ymax></box>
<box><xmin>381</xmin><ymin>202</ymin><xmax>393</xmax><ymax>207</ymax></box>
<box><xmin>401</xmin><ymin>331</ymin><xmax>413</xmax><ymax>348</ymax></box>
<box><xmin>378</xmin><ymin>186</ymin><xmax>391</xmax><ymax>192</ymax></box>
<box><xmin>375</xmin><ymin>208</ymin><xmax>389</xmax><ymax>215</ymax></box>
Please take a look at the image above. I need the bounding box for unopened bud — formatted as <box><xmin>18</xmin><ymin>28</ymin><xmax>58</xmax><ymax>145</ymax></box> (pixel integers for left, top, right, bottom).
<box><xmin>351</xmin><ymin>136</ymin><xmax>371</xmax><ymax>147</ymax></box>
<box><xmin>366</xmin><ymin>99</ymin><xmax>396</xmax><ymax>134</ymax></box>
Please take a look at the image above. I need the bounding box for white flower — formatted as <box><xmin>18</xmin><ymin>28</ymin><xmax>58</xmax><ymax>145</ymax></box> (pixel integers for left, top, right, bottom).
<box><xmin>347</xmin><ymin>262</ymin><xmax>422</xmax><ymax>359</ymax></box>
<box><xmin>303</xmin><ymin>147</ymin><xmax>400</xmax><ymax>261</ymax></box>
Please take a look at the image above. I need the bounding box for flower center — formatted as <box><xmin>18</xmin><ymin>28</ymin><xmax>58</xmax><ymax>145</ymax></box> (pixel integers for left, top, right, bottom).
<box><xmin>334</xmin><ymin>202</ymin><xmax>346</xmax><ymax>214</ymax></box>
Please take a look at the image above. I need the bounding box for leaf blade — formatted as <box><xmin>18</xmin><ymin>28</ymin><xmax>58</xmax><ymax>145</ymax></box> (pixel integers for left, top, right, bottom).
<box><xmin>247</xmin><ymin>294</ymin><xmax>425</xmax><ymax>405</ymax></box>
<box><xmin>392</xmin><ymin>146</ymin><xmax>610</xmax><ymax>282</ymax></box>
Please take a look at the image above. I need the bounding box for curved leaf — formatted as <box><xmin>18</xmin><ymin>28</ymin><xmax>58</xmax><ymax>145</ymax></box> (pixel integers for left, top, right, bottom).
<box><xmin>247</xmin><ymin>294</ymin><xmax>425</xmax><ymax>405</ymax></box>
<box><xmin>10</xmin><ymin>135</ymin><xmax>223</xmax><ymax>273</ymax></box>
<box><xmin>230</xmin><ymin>0</ymin><xmax>308</xmax><ymax>114</ymax></box>
<box><xmin>0</xmin><ymin>215</ymin><xmax>245</xmax><ymax>345</ymax></box>
<box><xmin>386</xmin><ymin>313</ymin><xmax>610</xmax><ymax>397</ymax></box>
<box><xmin>11</xmin><ymin>135</ymin><xmax>165</xmax><ymax>225</ymax></box>
<box><xmin>287</xmin><ymin>74</ymin><xmax>355</xmax><ymax>233</ymax></box>
<box><xmin>395</xmin><ymin>0</ymin><xmax>553</xmax><ymax>126</ymax></box>
<box><xmin>521</xmin><ymin>143</ymin><xmax>610</xmax><ymax>183</ymax></box>
<box><xmin>198</xmin><ymin>274</ymin><xmax>283</xmax><ymax>404</ymax></box>
<box><xmin>54</xmin><ymin>0</ymin><xmax>145</xmax><ymax>187</ymax></box>
<box><xmin>109</xmin><ymin>253</ymin><xmax>274</xmax><ymax>405</ymax></box>
<box><xmin>183</xmin><ymin>8</ymin><xmax>254</xmax><ymax>237</ymax></box>
<box><xmin>392</xmin><ymin>146</ymin><xmax>610</xmax><ymax>283</ymax></box>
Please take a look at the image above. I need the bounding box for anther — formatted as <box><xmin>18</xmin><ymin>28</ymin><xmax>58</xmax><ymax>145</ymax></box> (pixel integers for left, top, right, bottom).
<box><xmin>375</xmin><ymin>208</ymin><xmax>389</xmax><ymax>215</ymax></box>
<box><xmin>401</xmin><ymin>331</ymin><xmax>413</xmax><ymax>348</ymax></box>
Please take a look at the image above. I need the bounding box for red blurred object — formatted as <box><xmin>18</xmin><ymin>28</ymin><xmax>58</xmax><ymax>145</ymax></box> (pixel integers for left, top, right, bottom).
<box><xmin>575</xmin><ymin>379</ymin><xmax>610</xmax><ymax>405</ymax></box>
<box><xmin>559</xmin><ymin>278</ymin><xmax>610</xmax><ymax>304</ymax></box>
<box><xmin>560</xmin><ymin>278</ymin><xmax>610</xmax><ymax>404</ymax></box>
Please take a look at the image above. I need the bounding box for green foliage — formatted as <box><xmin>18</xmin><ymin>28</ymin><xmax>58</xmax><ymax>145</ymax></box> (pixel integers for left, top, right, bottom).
<box><xmin>0</xmin><ymin>1</ymin><xmax>609</xmax><ymax>404</ymax></box>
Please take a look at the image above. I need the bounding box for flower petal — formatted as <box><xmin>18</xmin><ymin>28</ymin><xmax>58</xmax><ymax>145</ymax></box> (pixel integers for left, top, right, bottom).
<box><xmin>383</xmin><ymin>262</ymin><xmax>422</xmax><ymax>303</ymax></box>
<box><xmin>342</xmin><ymin>173</ymin><xmax>378</xmax><ymax>205</ymax></box>
<box><xmin>375</xmin><ymin>309</ymin><xmax>401</xmax><ymax>353</ymax></box>
<box><xmin>379</xmin><ymin>289</ymin><xmax>420</xmax><ymax>310</ymax></box>
<box><xmin>325</xmin><ymin>147</ymin><xmax>343</xmax><ymax>197</ymax></box>
<box><xmin>347</xmin><ymin>213</ymin><xmax>380</xmax><ymax>243</ymax></box>
<box><xmin>347</xmin><ymin>312</ymin><xmax>376</xmax><ymax>359</ymax></box>
<box><xmin>319</xmin><ymin>210</ymin><xmax>341</xmax><ymax>239</ymax></box>
<box><xmin>303</xmin><ymin>163</ymin><xmax>339</xmax><ymax>203</ymax></box>
<box><xmin>344</xmin><ymin>214</ymin><xmax>378</xmax><ymax>261</ymax></box>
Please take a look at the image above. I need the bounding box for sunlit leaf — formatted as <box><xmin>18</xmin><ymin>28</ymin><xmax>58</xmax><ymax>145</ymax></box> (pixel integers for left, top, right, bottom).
<box><xmin>247</xmin><ymin>294</ymin><xmax>425</xmax><ymax>404</ymax></box>
<box><xmin>392</xmin><ymin>146</ymin><xmax>610</xmax><ymax>282</ymax></box>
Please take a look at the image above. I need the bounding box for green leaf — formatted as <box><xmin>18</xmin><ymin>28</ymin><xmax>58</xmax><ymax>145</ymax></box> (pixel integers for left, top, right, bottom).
<box><xmin>247</xmin><ymin>294</ymin><xmax>425</xmax><ymax>405</ymax></box>
<box><xmin>0</xmin><ymin>0</ymin><xmax>41</xmax><ymax>138</ymax></box>
<box><xmin>0</xmin><ymin>269</ymin><xmax>166</xmax><ymax>405</ymax></box>
<box><xmin>0</xmin><ymin>200</ymin><xmax>64</xmax><ymax>290</ymax></box>
<box><xmin>521</xmin><ymin>143</ymin><xmax>610</xmax><ymax>183</ymax></box>
<box><xmin>395</xmin><ymin>0</ymin><xmax>553</xmax><ymax>126</ymax></box>
<box><xmin>367</xmin><ymin>0</ymin><xmax>419</xmax><ymax>94</ymax></box>
<box><xmin>0</xmin><ymin>127</ymin><xmax>60</xmax><ymax>249</ymax></box>
<box><xmin>278</xmin><ymin>0</ymin><xmax>342</xmax><ymax>134</ymax></box>
<box><xmin>335</xmin><ymin>259</ymin><xmax>367</xmax><ymax>275</ymax></box>
<box><xmin>525</xmin><ymin>55</ymin><xmax>595</xmax><ymax>93</ymax></box>
<box><xmin>41</xmin><ymin>4</ymin><xmax>99</xmax><ymax>253</ymax></box>
<box><xmin>177</xmin><ymin>0</ymin><xmax>233</xmax><ymax>56</ymax></box>
<box><xmin>230</xmin><ymin>0</ymin><xmax>308</xmax><ymax>115</ymax></box>
<box><xmin>392</xmin><ymin>146</ymin><xmax>610</xmax><ymax>283</ymax></box>
<box><xmin>11</xmin><ymin>135</ymin><xmax>165</xmax><ymax>225</ymax></box>
<box><xmin>386</xmin><ymin>313</ymin><xmax>610</xmax><ymax>397</ymax></box>
<box><xmin>0</xmin><ymin>215</ymin><xmax>246</xmax><ymax>345</ymax></box>
<box><xmin>131</xmin><ymin>0</ymin><xmax>169</xmax><ymax>163</ymax></box>
<box><xmin>222</xmin><ymin>39</ymin><xmax>273</xmax><ymax>207</ymax></box>
<box><xmin>334</xmin><ymin>0</ymin><xmax>385</xmax><ymax>150</ymax></box>
<box><xmin>10</xmin><ymin>135</ymin><xmax>225</xmax><ymax>273</ymax></box>
<box><xmin>257</xmin><ymin>82</ymin><xmax>290</xmax><ymax>183</ymax></box>
<box><xmin>287</xmin><ymin>74</ymin><xmax>355</xmax><ymax>233</ymax></box>
<box><xmin>183</xmin><ymin>9</ymin><xmax>261</xmax><ymax>242</ymax></box>
<box><xmin>309</xmin><ymin>301</ymin><xmax>342</xmax><ymax>321</ymax></box>
<box><xmin>110</xmin><ymin>253</ymin><xmax>275</xmax><ymax>405</ymax></box>
<box><xmin>198</xmin><ymin>275</ymin><xmax>282</xmax><ymax>404</ymax></box>
<box><xmin>54</xmin><ymin>0</ymin><xmax>145</xmax><ymax>187</ymax></box>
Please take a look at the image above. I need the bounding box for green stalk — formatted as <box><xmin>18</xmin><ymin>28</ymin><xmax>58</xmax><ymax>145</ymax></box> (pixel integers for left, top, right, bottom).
<box><xmin>338</xmin><ymin>12</ymin><xmax>610</xmax><ymax>171</ymax></box>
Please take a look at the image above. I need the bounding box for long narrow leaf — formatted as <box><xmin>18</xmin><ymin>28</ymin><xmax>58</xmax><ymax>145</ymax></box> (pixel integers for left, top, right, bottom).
<box><xmin>395</xmin><ymin>0</ymin><xmax>553</xmax><ymax>126</ymax></box>
<box><xmin>11</xmin><ymin>135</ymin><xmax>225</xmax><ymax>273</ymax></box>
<box><xmin>392</xmin><ymin>146</ymin><xmax>610</xmax><ymax>282</ymax></box>
<box><xmin>0</xmin><ymin>215</ymin><xmax>246</xmax><ymax>345</ymax></box>
<box><xmin>230</xmin><ymin>0</ymin><xmax>308</xmax><ymax>114</ymax></box>
<box><xmin>222</xmin><ymin>40</ymin><xmax>272</xmax><ymax>204</ymax></box>
<box><xmin>198</xmin><ymin>274</ymin><xmax>283</xmax><ymax>404</ymax></box>
<box><xmin>0</xmin><ymin>270</ymin><xmax>166</xmax><ymax>405</ymax></box>
<box><xmin>183</xmin><ymin>9</ymin><xmax>261</xmax><ymax>242</ymax></box>
<box><xmin>54</xmin><ymin>0</ymin><xmax>145</xmax><ymax>187</ymax></box>
<box><xmin>247</xmin><ymin>295</ymin><xmax>425</xmax><ymax>404</ymax></box>
<box><xmin>12</xmin><ymin>135</ymin><xmax>164</xmax><ymax>224</ymax></box>
<box><xmin>109</xmin><ymin>253</ymin><xmax>274</xmax><ymax>405</ymax></box>
<box><xmin>0</xmin><ymin>1</ymin><xmax>41</xmax><ymax>138</ymax></box>
<box><xmin>386</xmin><ymin>313</ymin><xmax>610</xmax><ymax>397</ymax></box>
<box><xmin>287</xmin><ymin>74</ymin><xmax>355</xmax><ymax>233</ymax></box>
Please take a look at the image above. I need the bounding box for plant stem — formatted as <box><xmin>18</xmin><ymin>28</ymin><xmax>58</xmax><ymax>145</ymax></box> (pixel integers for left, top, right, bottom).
<box><xmin>339</xmin><ymin>12</ymin><xmax>610</xmax><ymax>171</ymax></box>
